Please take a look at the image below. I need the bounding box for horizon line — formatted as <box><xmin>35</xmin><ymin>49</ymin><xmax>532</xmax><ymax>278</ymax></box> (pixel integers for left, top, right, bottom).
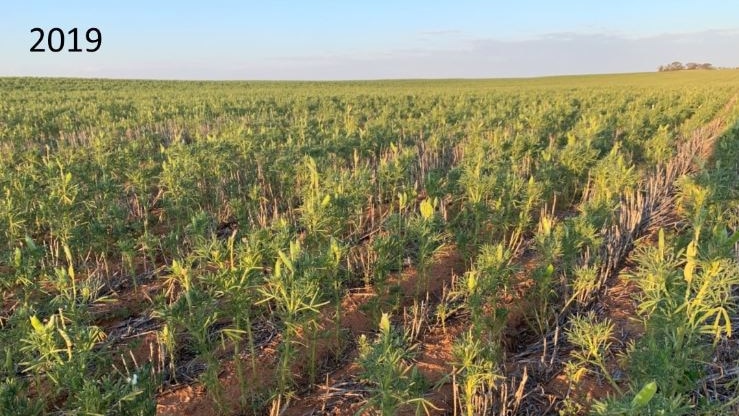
<box><xmin>4</xmin><ymin>68</ymin><xmax>739</xmax><ymax>83</ymax></box>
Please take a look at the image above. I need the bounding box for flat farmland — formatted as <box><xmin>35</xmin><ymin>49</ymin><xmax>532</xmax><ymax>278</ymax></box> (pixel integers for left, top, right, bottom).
<box><xmin>1</xmin><ymin>71</ymin><xmax>739</xmax><ymax>415</ymax></box>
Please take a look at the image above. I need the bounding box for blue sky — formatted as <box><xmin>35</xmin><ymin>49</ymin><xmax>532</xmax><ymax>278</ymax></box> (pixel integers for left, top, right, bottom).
<box><xmin>1</xmin><ymin>1</ymin><xmax>738</xmax><ymax>79</ymax></box>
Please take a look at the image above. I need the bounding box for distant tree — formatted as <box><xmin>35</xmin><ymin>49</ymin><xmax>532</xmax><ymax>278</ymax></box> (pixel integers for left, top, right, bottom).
<box><xmin>657</xmin><ymin>61</ymin><xmax>714</xmax><ymax>72</ymax></box>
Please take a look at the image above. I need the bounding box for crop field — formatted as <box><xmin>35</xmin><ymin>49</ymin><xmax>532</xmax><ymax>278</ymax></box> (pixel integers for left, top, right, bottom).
<box><xmin>1</xmin><ymin>70</ymin><xmax>739</xmax><ymax>415</ymax></box>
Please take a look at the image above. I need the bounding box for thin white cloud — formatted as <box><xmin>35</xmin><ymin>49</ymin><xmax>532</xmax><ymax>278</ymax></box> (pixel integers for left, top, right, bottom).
<box><xmin>3</xmin><ymin>29</ymin><xmax>737</xmax><ymax>80</ymax></box>
<box><xmin>253</xmin><ymin>29</ymin><xmax>739</xmax><ymax>80</ymax></box>
<box><xmin>417</xmin><ymin>30</ymin><xmax>463</xmax><ymax>36</ymax></box>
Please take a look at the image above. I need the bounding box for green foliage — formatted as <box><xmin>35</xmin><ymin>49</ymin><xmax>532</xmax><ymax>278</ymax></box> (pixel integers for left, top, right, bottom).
<box><xmin>0</xmin><ymin>377</ymin><xmax>43</xmax><ymax>416</ymax></box>
<box><xmin>452</xmin><ymin>330</ymin><xmax>502</xmax><ymax>416</ymax></box>
<box><xmin>599</xmin><ymin>140</ymin><xmax>739</xmax><ymax>413</ymax></box>
<box><xmin>357</xmin><ymin>313</ymin><xmax>432</xmax><ymax>415</ymax></box>
<box><xmin>0</xmin><ymin>73</ymin><xmax>736</xmax><ymax>414</ymax></box>
<box><xmin>565</xmin><ymin>312</ymin><xmax>622</xmax><ymax>394</ymax></box>
<box><xmin>257</xmin><ymin>240</ymin><xmax>328</xmax><ymax>396</ymax></box>
<box><xmin>459</xmin><ymin>243</ymin><xmax>515</xmax><ymax>342</ymax></box>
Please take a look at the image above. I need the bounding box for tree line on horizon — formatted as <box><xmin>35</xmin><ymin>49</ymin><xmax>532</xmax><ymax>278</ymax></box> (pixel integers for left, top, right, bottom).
<box><xmin>658</xmin><ymin>61</ymin><xmax>715</xmax><ymax>72</ymax></box>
